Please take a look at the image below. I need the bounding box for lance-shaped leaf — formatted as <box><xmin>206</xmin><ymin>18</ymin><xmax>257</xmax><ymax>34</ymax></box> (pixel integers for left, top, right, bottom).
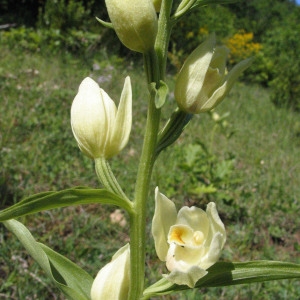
<box><xmin>0</xmin><ymin>187</ymin><xmax>133</xmax><ymax>222</ymax></box>
<box><xmin>4</xmin><ymin>219</ymin><xmax>93</xmax><ymax>300</ymax></box>
<box><xmin>142</xmin><ymin>260</ymin><xmax>300</xmax><ymax>299</ymax></box>
<box><xmin>156</xmin><ymin>108</ymin><xmax>192</xmax><ymax>156</ymax></box>
<box><xmin>173</xmin><ymin>0</ymin><xmax>238</xmax><ymax>22</ymax></box>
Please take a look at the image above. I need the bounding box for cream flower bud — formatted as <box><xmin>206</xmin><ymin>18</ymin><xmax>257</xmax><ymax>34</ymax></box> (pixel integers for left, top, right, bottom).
<box><xmin>175</xmin><ymin>34</ymin><xmax>253</xmax><ymax>113</ymax></box>
<box><xmin>91</xmin><ymin>244</ymin><xmax>130</xmax><ymax>300</ymax></box>
<box><xmin>71</xmin><ymin>76</ymin><xmax>132</xmax><ymax>159</ymax></box>
<box><xmin>152</xmin><ymin>187</ymin><xmax>226</xmax><ymax>288</ymax></box>
<box><xmin>105</xmin><ymin>0</ymin><xmax>158</xmax><ymax>53</ymax></box>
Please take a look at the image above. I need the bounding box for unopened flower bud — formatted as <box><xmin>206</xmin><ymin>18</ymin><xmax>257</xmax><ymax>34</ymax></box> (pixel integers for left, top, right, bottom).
<box><xmin>71</xmin><ymin>77</ymin><xmax>132</xmax><ymax>159</ymax></box>
<box><xmin>175</xmin><ymin>34</ymin><xmax>253</xmax><ymax>113</ymax></box>
<box><xmin>91</xmin><ymin>244</ymin><xmax>130</xmax><ymax>300</ymax></box>
<box><xmin>105</xmin><ymin>0</ymin><xmax>158</xmax><ymax>53</ymax></box>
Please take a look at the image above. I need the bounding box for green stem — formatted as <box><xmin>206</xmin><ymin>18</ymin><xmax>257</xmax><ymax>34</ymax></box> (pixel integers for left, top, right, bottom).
<box><xmin>143</xmin><ymin>48</ymin><xmax>159</xmax><ymax>87</ymax></box>
<box><xmin>129</xmin><ymin>94</ymin><xmax>161</xmax><ymax>300</ymax></box>
<box><xmin>94</xmin><ymin>157</ymin><xmax>128</xmax><ymax>200</ymax></box>
<box><xmin>128</xmin><ymin>2</ymin><xmax>174</xmax><ymax>298</ymax></box>
<box><xmin>155</xmin><ymin>0</ymin><xmax>174</xmax><ymax>80</ymax></box>
<box><xmin>128</xmin><ymin>48</ymin><xmax>160</xmax><ymax>299</ymax></box>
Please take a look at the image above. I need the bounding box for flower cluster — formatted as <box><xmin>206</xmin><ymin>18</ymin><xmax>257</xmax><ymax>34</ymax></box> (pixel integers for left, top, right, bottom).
<box><xmin>70</xmin><ymin>2</ymin><xmax>253</xmax><ymax>298</ymax></box>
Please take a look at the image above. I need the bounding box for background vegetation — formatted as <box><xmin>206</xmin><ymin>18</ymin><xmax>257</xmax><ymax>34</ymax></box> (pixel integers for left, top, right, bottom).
<box><xmin>0</xmin><ymin>0</ymin><xmax>299</xmax><ymax>299</ymax></box>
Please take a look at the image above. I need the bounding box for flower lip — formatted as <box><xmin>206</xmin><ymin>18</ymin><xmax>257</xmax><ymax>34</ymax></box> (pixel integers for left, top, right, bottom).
<box><xmin>168</xmin><ymin>224</ymin><xmax>207</xmax><ymax>251</ymax></box>
<box><xmin>168</xmin><ymin>225</ymin><xmax>191</xmax><ymax>245</ymax></box>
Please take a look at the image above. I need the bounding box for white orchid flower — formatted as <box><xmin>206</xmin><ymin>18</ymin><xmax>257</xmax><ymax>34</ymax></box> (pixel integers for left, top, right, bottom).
<box><xmin>152</xmin><ymin>187</ymin><xmax>226</xmax><ymax>287</ymax></box>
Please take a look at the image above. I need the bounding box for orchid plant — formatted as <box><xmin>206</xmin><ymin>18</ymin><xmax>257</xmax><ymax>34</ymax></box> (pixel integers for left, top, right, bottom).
<box><xmin>1</xmin><ymin>0</ymin><xmax>300</xmax><ymax>299</ymax></box>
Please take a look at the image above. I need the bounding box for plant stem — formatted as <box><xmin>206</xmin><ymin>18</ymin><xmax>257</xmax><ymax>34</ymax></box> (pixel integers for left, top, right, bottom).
<box><xmin>129</xmin><ymin>99</ymin><xmax>160</xmax><ymax>299</ymax></box>
<box><xmin>94</xmin><ymin>157</ymin><xmax>128</xmax><ymax>200</ymax></box>
<box><xmin>128</xmin><ymin>2</ymin><xmax>174</xmax><ymax>298</ymax></box>
<box><xmin>155</xmin><ymin>0</ymin><xmax>174</xmax><ymax>80</ymax></box>
<box><xmin>128</xmin><ymin>48</ymin><xmax>160</xmax><ymax>299</ymax></box>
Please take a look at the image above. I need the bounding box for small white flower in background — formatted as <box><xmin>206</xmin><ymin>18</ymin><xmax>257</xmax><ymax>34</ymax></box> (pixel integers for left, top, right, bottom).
<box><xmin>152</xmin><ymin>187</ymin><xmax>226</xmax><ymax>288</ymax></box>
<box><xmin>110</xmin><ymin>209</ymin><xmax>127</xmax><ymax>227</ymax></box>
<box><xmin>71</xmin><ymin>76</ymin><xmax>132</xmax><ymax>159</ymax></box>
<box><xmin>175</xmin><ymin>33</ymin><xmax>253</xmax><ymax>114</ymax></box>
<box><xmin>105</xmin><ymin>0</ymin><xmax>158</xmax><ymax>53</ymax></box>
<box><xmin>212</xmin><ymin>112</ymin><xmax>220</xmax><ymax>121</ymax></box>
<box><xmin>91</xmin><ymin>244</ymin><xmax>130</xmax><ymax>300</ymax></box>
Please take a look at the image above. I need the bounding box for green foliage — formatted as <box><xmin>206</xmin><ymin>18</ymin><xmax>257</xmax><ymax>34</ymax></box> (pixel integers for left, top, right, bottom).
<box><xmin>4</xmin><ymin>219</ymin><xmax>93</xmax><ymax>300</ymax></box>
<box><xmin>263</xmin><ymin>8</ymin><xmax>300</xmax><ymax>110</ymax></box>
<box><xmin>38</xmin><ymin>0</ymin><xmax>91</xmax><ymax>33</ymax></box>
<box><xmin>143</xmin><ymin>260</ymin><xmax>300</xmax><ymax>298</ymax></box>
<box><xmin>227</xmin><ymin>0</ymin><xmax>295</xmax><ymax>38</ymax></box>
<box><xmin>0</xmin><ymin>26</ymin><xmax>101</xmax><ymax>55</ymax></box>
<box><xmin>169</xmin><ymin>4</ymin><xmax>235</xmax><ymax>70</ymax></box>
<box><xmin>0</xmin><ymin>0</ymin><xmax>107</xmax><ymax>28</ymax></box>
<box><xmin>223</xmin><ymin>30</ymin><xmax>269</xmax><ymax>85</ymax></box>
<box><xmin>0</xmin><ymin>188</ymin><xmax>133</xmax><ymax>222</ymax></box>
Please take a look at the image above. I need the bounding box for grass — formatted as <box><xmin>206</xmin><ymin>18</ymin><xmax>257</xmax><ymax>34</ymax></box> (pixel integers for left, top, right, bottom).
<box><xmin>0</xmin><ymin>44</ymin><xmax>299</xmax><ymax>299</ymax></box>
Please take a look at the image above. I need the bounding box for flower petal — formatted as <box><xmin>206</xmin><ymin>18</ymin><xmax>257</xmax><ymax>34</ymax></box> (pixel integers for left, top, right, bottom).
<box><xmin>105</xmin><ymin>0</ymin><xmax>158</xmax><ymax>53</ymax></box>
<box><xmin>109</xmin><ymin>76</ymin><xmax>132</xmax><ymax>158</ymax></box>
<box><xmin>166</xmin><ymin>242</ymin><xmax>206</xmax><ymax>273</ymax></box>
<box><xmin>164</xmin><ymin>265</ymin><xmax>207</xmax><ymax>288</ymax></box>
<box><xmin>176</xmin><ymin>206</ymin><xmax>209</xmax><ymax>236</ymax></box>
<box><xmin>205</xmin><ymin>202</ymin><xmax>226</xmax><ymax>247</ymax></box>
<box><xmin>91</xmin><ymin>244</ymin><xmax>130</xmax><ymax>300</ymax></box>
<box><xmin>71</xmin><ymin>77</ymin><xmax>116</xmax><ymax>158</ymax></box>
<box><xmin>210</xmin><ymin>46</ymin><xmax>229</xmax><ymax>74</ymax></box>
<box><xmin>200</xmin><ymin>57</ymin><xmax>254</xmax><ymax>111</ymax></box>
<box><xmin>199</xmin><ymin>232</ymin><xmax>225</xmax><ymax>270</ymax></box>
<box><xmin>152</xmin><ymin>187</ymin><xmax>177</xmax><ymax>261</ymax></box>
<box><xmin>175</xmin><ymin>33</ymin><xmax>216</xmax><ymax>109</ymax></box>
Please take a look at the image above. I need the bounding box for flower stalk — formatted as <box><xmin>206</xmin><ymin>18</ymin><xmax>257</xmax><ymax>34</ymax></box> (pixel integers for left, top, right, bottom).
<box><xmin>128</xmin><ymin>2</ymin><xmax>177</xmax><ymax>298</ymax></box>
<box><xmin>95</xmin><ymin>157</ymin><xmax>128</xmax><ymax>200</ymax></box>
<box><xmin>129</xmin><ymin>53</ymin><xmax>161</xmax><ymax>299</ymax></box>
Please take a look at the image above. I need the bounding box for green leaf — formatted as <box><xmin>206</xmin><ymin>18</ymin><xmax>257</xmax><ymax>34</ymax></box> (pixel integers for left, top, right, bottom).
<box><xmin>0</xmin><ymin>187</ymin><xmax>133</xmax><ymax>222</ymax></box>
<box><xmin>156</xmin><ymin>108</ymin><xmax>193</xmax><ymax>156</ymax></box>
<box><xmin>95</xmin><ymin>17</ymin><xmax>113</xmax><ymax>29</ymax></box>
<box><xmin>192</xmin><ymin>0</ymin><xmax>240</xmax><ymax>8</ymax></box>
<box><xmin>155</xmin><ymin>80</ymin><xmax>169</xmax><ymax>109</ymax></box>
<box><xmin>149</xmin><ymin>80</ymin><xmax>169</xmax><ymax>109</ymax></box>
<box><xmin>142</xmin><ymin>261</ymin><xmax>300</xmax><ymax>299</ymax></box>
<box><xmin>173</xmin><ymin>0</ymin><xmax>240</xmax><ymax>23</ymax></box>
<box><xmin>4</xmin><ymin>219</ymin><xmax>93</xmax><ymax>300</ymax></box>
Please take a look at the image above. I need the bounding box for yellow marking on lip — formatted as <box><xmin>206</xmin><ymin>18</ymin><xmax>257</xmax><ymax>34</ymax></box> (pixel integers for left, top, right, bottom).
<box><xmin>169</xmin><ymin>227</ymin><xmax>185</xmax><ymax>244</ymax></box>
